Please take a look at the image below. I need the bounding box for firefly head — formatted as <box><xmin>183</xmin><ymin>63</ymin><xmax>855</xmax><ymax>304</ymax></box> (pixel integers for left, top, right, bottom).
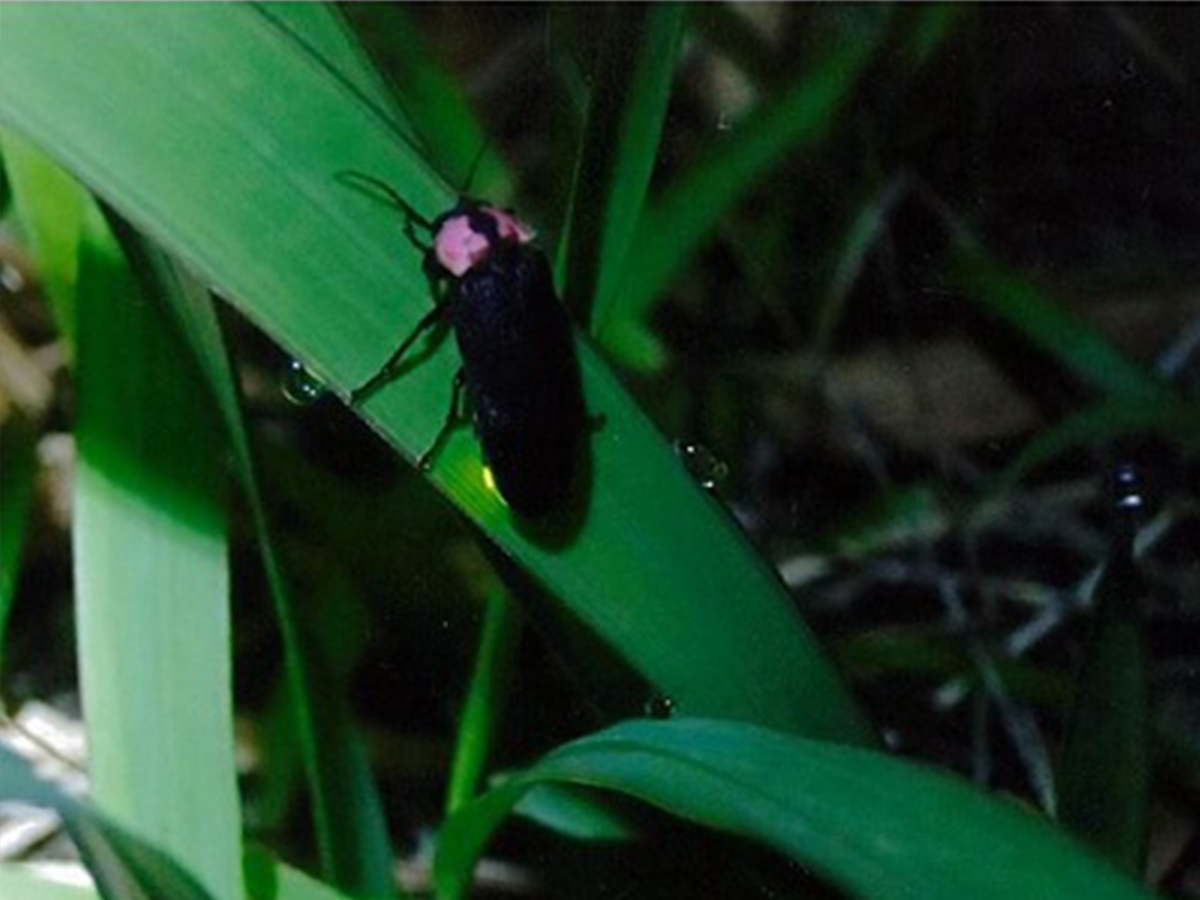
<box><xmin>432</xmin><ymin>203</ymin><xmax>535</xmax><ymax>278</ymax></box>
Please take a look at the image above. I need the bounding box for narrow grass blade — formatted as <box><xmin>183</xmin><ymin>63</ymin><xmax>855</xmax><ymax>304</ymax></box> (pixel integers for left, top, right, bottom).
<box><xmin>1057</xmin><ymin>487</ymin><xmax>1151</xmax><ymax>873</ymax></box>
<box><xmin>595</xmin><ymin>9</ymin><xmax>892</xmax><ymax>367</ymax></box>
<box><xmin>338</xmin><ymin>4</ymin><xmax>513</xmax><ymax>201</ymax></box>
<box><xmin>0</xmin><ymin>3</ymin><xmax>872</xmax><ymax>745</ymax></box>
<box><xmin>445</xmin><ymin>589</ymin><xmax>521</xmax><ymax>814</ymax></box>
<box><xmin>243</xmin><ymin>847</ymin><xmax>363</xmax><ymax>900</ymax></box>
<box><xmin>0</xmin><ymin>414</ymin><xmax>37</xmax><ymax>678</ymax></box>
<box><xmin>946</xmin><ymin>241</ymin><xmax>1171</xmax><ymax>400</ymax></box>
<box><xmin>559</xmin><ymin>3</ymin><xmax>685</xmax><ymax>326</ymax></box>
<box><xmin>67</xmin><ymin>192</ymin><xmax>240</xmax><ymax>900</ymax></box>
<box><xmin>436</xmin><ymin>718</ymin><xmax>1158</xmax><ymax>900</ymax></box>
<box><xmin>983</xmin><ymin>395</ymin><xmax>1200</xmax><ymax>503</ymax></box>
<box><xmin>811</xmin><ymin>176</ymin><xmax>909</xmax><ymax>361</ymax></box>
<box><xmin>0</xmin><ymin>746</ymin><xmax>218</xmax><ymax>900</ymax></box>
<box><xmin>1</xmin><ymin>130</ymin><xmax>84</xmax><ymax>346</ymax></box>
<box><xmin>895</xmin><ymin>3</ymin><xmax>968</xmax><ymax>72</ymax></box>
<box><xmin>120</xmin><ymin>242</ymin><xmax>395</xmax><ymax>898</ymax></box>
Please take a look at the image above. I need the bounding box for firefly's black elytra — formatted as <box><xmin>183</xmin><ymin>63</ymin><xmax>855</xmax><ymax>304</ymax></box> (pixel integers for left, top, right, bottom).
<box><xmin>345</xmin><ymin>175</ymin><xmax>584</xmax><ymax>518</ymax></box>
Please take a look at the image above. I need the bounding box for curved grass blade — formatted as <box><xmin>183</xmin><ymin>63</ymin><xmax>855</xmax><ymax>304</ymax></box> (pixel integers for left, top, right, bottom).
<box><xmin>0</xmin><ymin>3</ymin><xmax>871</xmax><ymax>744</ymax></box>
<box><xmin>981</xmin><ymin>395</ymin><xmax>1200</xmax><ymax>504</ymax></box>
<box><xmin>337</xmin><ymin>4</ymin><xmax>513</xmax><ymax>201</ymax></box>
<box><xmin>436</xmin><ymin>718</ymin><xmax>1158</xmax><ymax>900</ymax></box>
<box><xmin>946</xmin><ymin>241</ymin><xmax>1172</xmax><ymax>401</ymax></box>
<box><xmin>2</xmin><ymin>129</ymin><xmax>84</xmax><ymax>347</ymax></box>
<box><xmin>559</xmin><ymin>3</ymin><xmax>685</xmax><ymax>326</ymax></box>
<box><xmin>595</xmin><ymin>9</ymin><xmax>893</xmax><ymax>368</ymax></box>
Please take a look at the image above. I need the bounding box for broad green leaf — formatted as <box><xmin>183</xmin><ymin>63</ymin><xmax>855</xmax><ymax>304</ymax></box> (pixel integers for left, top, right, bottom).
<box><xmin>0</xmin><ymin>3</ymin><xmax>870</xmax><ymax>744</ymax></box>
<box><xmin>67</xmin><ymin>189</ymin><xmax>239</xmax><ymax>900</ymax></box>
<box><xmin>0</xmin><ymin>746</ymin><xmax>218</xmax><ymax>900</ymax></box>
<box><xmin>559</xmin><ymin>3</ymin><xmax>686</xmax><ymax>326</ymax></box>
<box><xmin>436</xmin><ymin>718</ymin><xmax>1157</xmax><ymax>900</ymax></box>
<box><xmin>596</xmin><ymin>9</ymin><xmax>892</xmax><ymax>368</ymax></box>
<box><xmin>0</xmin><ymin>413</ymin><xmax>37</xmax><ymax>678</ymax></box>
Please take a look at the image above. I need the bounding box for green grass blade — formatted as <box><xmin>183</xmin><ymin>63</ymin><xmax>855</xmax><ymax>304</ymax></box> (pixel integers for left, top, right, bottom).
<box><xmin>121</xmin><ymin>243</ymin><xmax>395</xmax><ymax>897</ymax></box>
<box><xmin>436</xmin><ymin>718</ymin><xmax>1158</xmax><ymax>900</ymax></box>
<box><xmin>946</xmin><ymin>241</ymin><xmax>1171</xmax><ymax>400</ymax></box>
<box><xmin>338</xmin><ymin>4</ymin><xmax>513</xmax><ymax>201</ymax></box>
<box><xmin>559</xmin><ymin>3</ymin><xmax>685</xmax><ymax>325</ymax></box>
<box><xmin>0</xmin><ymin>413</ymin><xmax>37</xmax><ymax>679</ymax></box>
<box><xmin>983</xmin><ymin>395</ymin><xmax>1200</xmax><ymax>502</ymax></box>
<box><xmin>595</xmin><ymin>9</ymin><xmax>892</xmax><ymax>368</ymax></box>
<box><xmin>0</xmin><ymin>746</ymin><xmax>219</xmax><ymax>900</ymax></box>
<box><xmin>445</xmin><ymin>589</ymin><xmax>521</xmax><ymax>814</ymax></box>
<box><xmin>243</xmin><ymin>847</ymin><xmax>364</xmax><ymax>900</ymax></box>
<box><xmin>2</xmin><ymin>129</ymin><xmax>84</xmax><ymax>346</ymax></box>
<box><xmin>1057</xmin><ymin>518</ymin><xmax>1151</xmax><ymax>873</ymax></box>
<box><xmin>811</xmin><ymin>176</ymin><xmax>909</xmax><ymax>361</ymax></box>
<box><xmin>0</xmin><ymin>3</ymin><xmax>871</xmax><ymax>744</ymax></box>
<box><xmin>67</xmin><ymin>193</ymin><xmax>239</xmax><ymax>900</ymax></box>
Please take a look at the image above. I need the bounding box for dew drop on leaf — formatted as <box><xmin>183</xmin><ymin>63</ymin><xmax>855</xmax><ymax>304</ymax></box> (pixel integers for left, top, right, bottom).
<box><xmin>281</xmin><ymin>359</ymin><xmax>326</xmax><ymax>406</ymax></box>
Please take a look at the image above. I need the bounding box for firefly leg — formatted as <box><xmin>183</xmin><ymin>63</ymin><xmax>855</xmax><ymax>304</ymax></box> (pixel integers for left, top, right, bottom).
<box><xmin>417</xmin><ymin>367</ymin><xmax>468</xmax><ymax>471</ymax></box>
<box><xmin>350</xmin><ymin>303</ymin><xmax>449</xmax><ymax>404</ymax></box>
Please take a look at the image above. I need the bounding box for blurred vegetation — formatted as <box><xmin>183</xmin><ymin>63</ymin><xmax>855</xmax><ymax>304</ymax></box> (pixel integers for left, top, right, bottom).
<box><xmin>1</xmin><ymin>4</ymin><xmax>1198</xmax><ymax>900</ymax></box>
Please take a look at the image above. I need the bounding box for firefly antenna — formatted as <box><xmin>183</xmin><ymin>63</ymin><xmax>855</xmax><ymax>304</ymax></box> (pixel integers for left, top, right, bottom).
<box><xmin>335</xmin><ymin>170</ymin><xmax>434</xmax><ymax>229</ymax></box>
<box><xmin>461</xmin><ymin>139</ymin><xmax>492</xmax><ymax>197</ymax></box>
<box><xmin>249</xmin><ymin>4</ymin><xmax>440</xmax><ymax>182</ymax></box>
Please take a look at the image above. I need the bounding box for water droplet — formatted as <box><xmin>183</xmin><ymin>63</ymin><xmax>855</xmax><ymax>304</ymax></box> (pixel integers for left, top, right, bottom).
<box><xmin>1113</xmin><ymin>462</ymin><xmax>1144</xmax><ymax>511</ymax></box>
<box><xmin>674</xmin><ymin>442</ymin><xmax>729</xmax><ymax>491</ymax></box>
<box><xmin>281</xmin><ymin>359</ymin><xmax>327</xmax><ymax>406</ymax></box>
<box><xmin>716</xmin><ymin>112</ymin><xmax>732</xmax><ymax>132</ymax></box>
<box><xmin>1120</xmin><ymin>57</ymin><xmax>1137</xmax><ymax>81</ymax></box>
<box><xmin>644</xmin><ymin>694</ymin><xmax>675</xmax><ymax>719</ymax></box>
